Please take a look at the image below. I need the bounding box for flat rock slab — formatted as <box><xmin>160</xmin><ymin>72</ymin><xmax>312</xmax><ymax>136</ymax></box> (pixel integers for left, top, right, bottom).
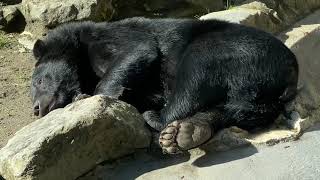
<box><xmin>200</xmin><ymin>1</ymin><xmax>320</xmax><ymax>34</ymax></box>
<box><xmin>200</xmin><ymin>2</ymin><xmax>282</xmax><ymax>33</ymax></box>
<box><xmin>279</xmin><ymin>9</ymin><xmax>320</xmax><ymax>128</ymax></box>
<box><xmin>20</xmin><ymin>0</ymin><xmax>114</xmax><ymax>28</ymax></box>
<box><xmin>0</xmin><ymin>95</ymin><xmax>151</xmax><ymax>180</ymax></box>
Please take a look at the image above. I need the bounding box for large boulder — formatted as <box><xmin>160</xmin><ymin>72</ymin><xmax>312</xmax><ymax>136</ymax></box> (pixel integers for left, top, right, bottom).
<box><xmin>200</xmin><ymin>0</ymin><xmax>320</xmax><ymax>33</ymax></box>
<box><xmin>257</xmin><ymin>0</ymin><xmax>320</xmax><ymax>25</ymax></box>
<box><xmin>278</xmin><ymin>9</ymin><xmax>320</xmax><ymax>128</ymax></box>
<box><xmin>200</xmin><ymin>2</ymin><xmax>282</xmax><ymax>33</ymax></box>
<box><xmin>112</xmin><ymin>0</ymin><xmax>225</xmax><ymax>20</ymax></box>
<box><xmin>0</xmin><ymin>95</ymin><xmax>151</xmax><ymax>180</ymax></box>
<box><xmin>19</xmin><ymin>0</ymin><xmax>226</xmax><ymax>29</ymax></box>
<box><xmin>0</xmin><ymin>0</ymin><xmax>21</xmax><ymax>5</ymax></box>
<box><xmin>20</xmin><ymin>0</ymin><xmax>114</xmax><ymax>28</ymax></box>
<box><xmin>0</xmin><ymin>4</ymin><xmax>26</xmax><ymax>32</ymax></box>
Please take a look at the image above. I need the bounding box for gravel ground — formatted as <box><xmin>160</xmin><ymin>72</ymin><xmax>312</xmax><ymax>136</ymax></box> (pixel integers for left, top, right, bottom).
<box><xmin>0</xmin><ymin>32</ymin><xmax>37</xmax><ymax>148</ymax></box>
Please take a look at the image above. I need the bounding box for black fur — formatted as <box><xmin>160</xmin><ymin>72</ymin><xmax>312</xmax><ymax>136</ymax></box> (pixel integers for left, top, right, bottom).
<box><xmin>31</xmin><ymin>17</ymin><xmax>298</xmax><ymax>131</ymax></box>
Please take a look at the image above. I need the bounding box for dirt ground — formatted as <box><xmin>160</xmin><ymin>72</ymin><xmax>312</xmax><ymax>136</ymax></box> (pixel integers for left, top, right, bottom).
<box><xmin>0</xmin><ymin>32</ymin><xmax>37</xmax><ymax>148</ymax></box>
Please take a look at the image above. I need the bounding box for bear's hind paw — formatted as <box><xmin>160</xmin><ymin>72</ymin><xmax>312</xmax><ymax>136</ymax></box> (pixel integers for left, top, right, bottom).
<box><xmin>159</xmin><ymin>119</ymin><xmax>212</xmax><ymax>154</ymax></box>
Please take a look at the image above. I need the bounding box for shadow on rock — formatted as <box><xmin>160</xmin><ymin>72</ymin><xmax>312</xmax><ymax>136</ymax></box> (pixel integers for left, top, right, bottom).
<box><xmin>192</xmin><ymin>144</ymin><xmax>258</xmax><ymax>167</ymax></box>
<box><xmin>78</xmin><ymin>149</ymin><xmax>191</xmax><ymax>180</ymax></box>
<box><xmin>306</xmin><ymin>123</ymin><xmax>320</xmax><ymax>133</ymax></box>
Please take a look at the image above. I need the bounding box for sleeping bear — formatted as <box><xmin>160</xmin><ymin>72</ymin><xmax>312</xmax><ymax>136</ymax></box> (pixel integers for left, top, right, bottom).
<box><xmin>31</xmin><ymin>17</ymin><xmax>298</xmax><ymax>154</ymax></box>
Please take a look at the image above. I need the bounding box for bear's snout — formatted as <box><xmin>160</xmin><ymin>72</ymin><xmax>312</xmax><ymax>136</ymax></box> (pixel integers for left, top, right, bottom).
<box><xmin>33</xmin><ymin>96</ymin><xmax>57</xmax><ymax>117</ymax></box>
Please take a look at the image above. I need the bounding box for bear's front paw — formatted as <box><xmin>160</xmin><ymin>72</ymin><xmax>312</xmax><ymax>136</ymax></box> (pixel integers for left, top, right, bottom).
<box><xmin>159</xmin><ymin>119</ymin><xmax>212</xmax><ymax>154</ymax></box>
<box><xmin>73</xmin><ymin>93</ymin><xmax>91</xmax><ymax>102</ymax></box>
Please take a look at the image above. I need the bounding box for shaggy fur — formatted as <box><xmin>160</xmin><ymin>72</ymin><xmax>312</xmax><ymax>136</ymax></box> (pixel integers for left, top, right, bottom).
<box><xmin>31</xmin><ymin>17</ymin><xmax>298</xmax><ymax>131</ymax></box>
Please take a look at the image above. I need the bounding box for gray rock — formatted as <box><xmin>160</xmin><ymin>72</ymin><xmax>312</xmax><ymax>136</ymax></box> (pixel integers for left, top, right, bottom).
<box><xmin>112</xmin><ymin>0</ymin><xmax>225</xmax><ymax>20</ymax></box>
<box><xmin>200</xmin><ymin>2</ymin><xmax>282</xmax><ymax>33</ymax></box>
<box><xmin>0</xmin><ymin>0</ymin><xmax>21</xmax><ymax>5</ymax></box>
<box><xmin>0</xmin><ymin>95</ymin><xmax>151</xmax><ymax>180</ymax></box>
<box><xmin>2</xmin><ymin>4</ymin><xmax>20</xmax><ymax>23</ymax></box>
<box><xmin>200</xmin><ymin>126</ymin><xmax>250</xmax><ymax>152</ymax></box>
<box><xmin>0</xmin><ymin>4</ymin><xmax>26</xmax><ymax>33</ymax></box>
<box><xmin>0</xmin><ymin>4</ymin><xmax>25</xmax><ymax>32</ymax></box>
<box><xmin>200</xmin><ymin>0</ymin><xmax>320</xmax><ymax>34</ymax></box>
<box><xmin>279</xmin><ymin>8</ymin><xmax>320</xmax><ymax>129</ymax></box>
<box><xmin>257</xmin><ymin>0</ymin><xmax>320</xmax><ymax>25</ymax></box>
<box><xmin>18</xmin><ymin>31</ymin><xmax>36</xmax><ymax>51</ymax></box>
<box><xmin>20</xmin><ymin>0</ymin><xmax>114</xmax><ymax>28</ymax></box>
<box><xmin>200</xmin><ymin>2</ymin><xmax>280</xmax><ymax>33</ymax></box>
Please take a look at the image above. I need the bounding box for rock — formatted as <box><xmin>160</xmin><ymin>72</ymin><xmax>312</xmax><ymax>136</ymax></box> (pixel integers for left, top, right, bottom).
<box><xmin>287</xmin><ymin>111</ymin><xmax>311</xmax><ymax>133</ymax></box>
<box><xmin>247</xmin><ymin>128</ymin><xmax>297</xmax><ymax>146</ymax></box>
<box><xmin>2</xmin><ymin>5</ymin><xmax>20</xmax><ymax>23</ymax></box>
<box><xmin>200</xmin><ymin>126</ymin><xmax>250</xmax><ymax>152</ymax></box>
<box><xmin>200</xmin><ymin>0</ymin><xmax>320</xmax><ymax>34</ymax></box>
<box><xmin>20</xmin><ymin>0</ymin><xmax>114</xmax><ymax>28</ymax></box>
<box><xmin>113</xmin><ymin>0</ymin><xmax>225</xmax><ymax>20</ymax></box>
<box><xmin>279</xmin><ymin>8</ymin><xmax>320</xmax><ymax>130</ymax></box>
<box><xmin>200</xmin><ymin>125</ymin><xmax>297</xmax><ymax>151</ymax></box>
<box><xmin>18</xmin><ymin>31</ymin><xmax>36</xmax><ymax>51</ymax></box>
<box><xmin>0</xmin><ymin>4</ymin><xmax>26</xmax><ymax>32</ymax></box>
<box><xmin>0</xmin><ymin>0</ymin><xmax>21</xmax><ymax>5</ymax></box>
<box><xmin>258</xmin><ymin>0</ymin><xmax>320</xmax><ymax>25</ymax></box>
<box><xmin>0</xmin><ymin>95</ymin><xmax>151</xmax><ymax>180</ymax></box>
<box><xmin>18</xmin><ymin>47</ymin><xmax>26</xmax><ymax>53</ymax></box>
<box><xmin>18</xmin><ymin>0</ymin><xmax>226</xmax><ymax>33</ymax></box>
<box><xmin>200</xmin><ymin>2</ymin><xmax>282</xmax><ymax>33</ymax></box>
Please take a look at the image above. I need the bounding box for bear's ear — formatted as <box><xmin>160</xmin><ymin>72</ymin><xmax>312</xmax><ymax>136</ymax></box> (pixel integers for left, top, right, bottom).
<box><xmin>33</xmin><ymin>39</ymin><xmax>46</xmax><ymax>60</ymax></box>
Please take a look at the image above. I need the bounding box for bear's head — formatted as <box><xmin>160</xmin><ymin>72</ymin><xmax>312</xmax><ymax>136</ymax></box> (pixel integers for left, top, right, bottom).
<box><xmin>31</xmin><ymin>39</ymin><xmax>81</xmax><ymax>117</ymax></box>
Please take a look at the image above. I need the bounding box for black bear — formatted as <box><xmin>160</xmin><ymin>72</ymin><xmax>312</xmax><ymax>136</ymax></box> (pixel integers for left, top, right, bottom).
<box><xmin>31</xmin><ymin>17</ymin><xmax>298</xmax><ymax>154</ymax></box>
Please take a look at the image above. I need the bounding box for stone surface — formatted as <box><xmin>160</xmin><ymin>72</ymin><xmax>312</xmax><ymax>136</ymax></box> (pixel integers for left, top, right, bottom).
<box><xmin>81</xmin><ymin>123</ymin><xmax>320</xmax><ymax>180</ymax></box>
<box><xmin>0</xmin><ymin>95</ymin><xmax>151</xmax><ymax>180</ymax></box>
<box><xmin>2</xmin><ymin>5</ymin><xmax>20</xmax><ymax>23</ymax></box>
<box><xmin>20</xmin><ymin>0</ymin><xmax>114</xmax><ymax>28</ymax></box>
<box><xmin>18</xmin><ymin>31</ymin><xmax>36</xmax><ymax>51</ymax></box>
<box><xmin>200</xmin><ymin>2</ymin><xmax>282</xmax><ymax>33</ymax></box>
<box><xmin>112</xmin><ymin>0</ymin><xmax>224</xmax><ymax>20</ymax></box>
<box><xmin>200</xmin><ymin>0</ymin><xmax>320</xmax><ymax>34</ymax></box>
<box><xmin>279</xmin><ymin>8</ymin><xmax>320</xmax><ymax>128</ymax></box>
<box><xmin>0</xmin><ymin>4</ymin><xmax>26</xmax><ymax>32</ymax></box>
<box><xmin>0</xmin><ymin>0</ymin><xmax>21</xmax><ymax>5</ymax></box>
<box><xmin>256</xmin><ymin>0</ymin><xmax>320</xmax><ymax>24</ymax></box>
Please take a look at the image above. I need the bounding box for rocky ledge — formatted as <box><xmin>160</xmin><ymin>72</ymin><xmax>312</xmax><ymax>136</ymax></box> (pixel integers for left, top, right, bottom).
<box><xmin>0</xmin><ymin>95</ymin><xmax>151</xmax><ymax>180</ymax></box>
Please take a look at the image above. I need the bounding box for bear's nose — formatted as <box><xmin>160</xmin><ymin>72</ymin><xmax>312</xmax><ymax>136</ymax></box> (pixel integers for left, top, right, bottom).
<box><xmin>33</xmin><ymin>101</ymin><xmax>40</xmax><ymax>116</ymax></box>
<box><xmin>33</xmin><ymin>96</ymin><xmax>55</xmax><ymax>117</ymax></box>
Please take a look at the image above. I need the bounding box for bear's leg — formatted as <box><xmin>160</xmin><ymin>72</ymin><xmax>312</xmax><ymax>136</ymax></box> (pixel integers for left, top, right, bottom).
<box><xmin>227</xmin><ymin>102</ymin><xmax>281</xmax><ymax>130</ymax></box>
<box><xmin>223</xmin><ymin>88</ymin><xmax>283</xmax><ymax>130</ymax></box>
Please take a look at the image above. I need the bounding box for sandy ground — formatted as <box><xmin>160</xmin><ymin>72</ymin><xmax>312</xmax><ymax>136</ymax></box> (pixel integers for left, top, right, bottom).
<box><xmin>0</xmin><ymin>32</ymin><xmax>37</xmax><ymax>148</ymax></box>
